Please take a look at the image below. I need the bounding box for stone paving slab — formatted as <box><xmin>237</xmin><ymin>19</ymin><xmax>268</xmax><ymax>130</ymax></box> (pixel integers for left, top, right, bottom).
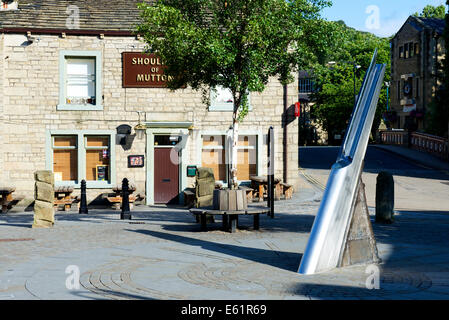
<box><xmin>1</xmin><ymin>174</ymin><xmax>449</xmax><ymax>300</ymax></box>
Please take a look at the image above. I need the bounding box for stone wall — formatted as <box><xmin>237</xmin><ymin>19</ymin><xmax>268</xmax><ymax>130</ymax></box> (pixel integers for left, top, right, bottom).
<box><xmin>1</xmin><ymin>33</ymin><xmax>299</xmax><ymax>202</ymax></box>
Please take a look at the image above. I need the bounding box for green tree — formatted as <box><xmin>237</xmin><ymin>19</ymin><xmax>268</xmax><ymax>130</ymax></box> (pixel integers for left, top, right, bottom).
<box><xmin>413</xmin><ymin>4</ymin><xmax>446</xmax><ymax>19</ymax></box>
<box><xmin>310</xmin><ymin>22</ymin><xmax>391</xmax><ymax>145</ymax></box>
<box><xmin>136</xmin><ymin>0</ymin><xmax>332</xmax><ymax>187</ymax></box>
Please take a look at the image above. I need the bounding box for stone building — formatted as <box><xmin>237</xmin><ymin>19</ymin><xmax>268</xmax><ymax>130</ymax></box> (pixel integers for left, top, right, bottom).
<box><xmin>0</xmin><ymin>0</ymin><xmax>299</xmax><ymax>206</ymax></box>
<box><xmin>389</xmin><ymin>16</ymin><xmax>445</xmax><ymax>131</ymax></box>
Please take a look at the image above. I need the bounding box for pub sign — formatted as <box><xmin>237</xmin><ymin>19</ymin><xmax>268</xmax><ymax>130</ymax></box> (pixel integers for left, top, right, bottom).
<box><xmin>122</xmin><ymin>52</ymin><xmax>173</xmax><ymax>88</ymax></box>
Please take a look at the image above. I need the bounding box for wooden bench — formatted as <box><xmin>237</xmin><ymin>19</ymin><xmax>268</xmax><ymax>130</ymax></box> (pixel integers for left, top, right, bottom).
<box><xmin>190</xmin><ymin>206</ymin><xmax>270</xmax><ymax>233</ymax></box>
<box><xmin>250</xmin><ymin>176</ymin><xmax>281</xmax><ymax>202</ymax></box>
<box><xmin>280</xmin><ymin>182</ymin><xmax>293</xmax><ymax>200</ymax></box>
<box><xmin>0</xmin><ymin>187</ymin><xmax>16</xmax><ymax>213</ymax></box>
<box><xmin>107</xmin><ymin>183</ymin><xmax>137</xmax><ymax>210</ymax></box>
<box><xmin>54</xmin><ymin>186</ymin><xmax>75</xmax><ymax>211</ymax></box>
<box><xmin>183</xmin><ymin>188</ymin><xmax>196</xmax><ymax>207</ymax></box>
<box><xmin>238</xmin><ymin>186</ymin><xmax>254</xmax><ymax>203</ymax></box>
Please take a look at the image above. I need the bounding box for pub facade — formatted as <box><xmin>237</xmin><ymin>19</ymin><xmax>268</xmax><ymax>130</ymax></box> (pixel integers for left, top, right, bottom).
<box><xmin>0</xmin><ymin>0</ymin><xmax>299</xmax><ymax>206</ymax></box>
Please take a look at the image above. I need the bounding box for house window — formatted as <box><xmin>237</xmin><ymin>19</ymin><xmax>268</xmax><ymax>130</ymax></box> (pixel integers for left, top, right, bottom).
<box><xmin>48</xmin><ymin>131</ymin><xmax>115</xmax><ymax>188</ymax></box>
<box><xmin>58</xmin><ymin>51</ymin><xmax>102</xmax><ymax>111</ymax></box>
<box><xmin>85</xmin><ymin>136</ymin><xmax>110</xmax><ymax>182</ymax></box>
<box><xmin>298</xmin><ymin>78</ymin><xmax>314</xmax><ymax>93</ymax></box>
<box><xmin>201</xmin><ymin>135</ymin><xmax>227</xmax><ymax>181</ymax></box>
<box><xmin>236</xmin><ymin>135</ymin><xmax>257</xmax><ymax>181</ymax></box>
<box><xmin>404</xmin><ymin>43</ymin><xmax>409</xmax><ymax>59</ymax></box>
<box><xmin>209</xmin><ymin>86</ymin><xmax>251</xmax><ymax>111</ymax></box>
<box><xmin>53</xmin><ymin>136</ymin><xmax>78</xmax><ymax>182</ymax></box>
<box><xmin>414</xmin><ymin>43</ymin><xmax>420</xmax><ymax>56</ymax></box>
<box><xmin>200</xmin><ymin>133</ymin><xmax>259</xmax><ymax>183</ymax></box>
<box><xmin>399</xmin><ymin>46</ymin><xmax>404</xmax><ymax>58</ymax></box>
<box><xmin>409</xmin><ymin>42</ymin><xmax>414</xmax><ymax>58</ymax></box>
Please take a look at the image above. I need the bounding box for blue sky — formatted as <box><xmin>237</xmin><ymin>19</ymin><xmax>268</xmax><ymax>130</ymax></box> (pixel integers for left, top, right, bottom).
<box><xmin>321</xmin><ymin>0</ymin><xmax>447</xmax><ymax>37</ymax></box>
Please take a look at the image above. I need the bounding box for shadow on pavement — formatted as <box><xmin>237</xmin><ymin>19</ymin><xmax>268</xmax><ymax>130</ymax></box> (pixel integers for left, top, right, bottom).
<box><xmin>126</xmin><ymin>229</ymin><xmax>303</xmax><ymax>273</ymax></box>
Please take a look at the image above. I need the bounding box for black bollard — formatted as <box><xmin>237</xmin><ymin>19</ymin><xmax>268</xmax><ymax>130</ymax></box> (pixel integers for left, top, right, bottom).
<box><xmin>79</xmin><ymin>180</ymin><xmax>88</xmax><ymax>214</ymax></box>
<box><xmin>121</xmin><ymin>178</ymin><xmax>132</xmax><ymax>220</ymax></box>
<box><xmin>375</xmin><ymin>171</ymin><xmax>394</xmax><ymax>224</ymax></box>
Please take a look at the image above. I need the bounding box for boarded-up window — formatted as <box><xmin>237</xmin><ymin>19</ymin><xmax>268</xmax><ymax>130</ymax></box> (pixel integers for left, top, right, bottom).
<box><xmin>236</xmin><ymin>135</ymin><xmax>257</xmax><ymax>181</ymax></box>
<box><xmin>53</xmin><ymin>136</ymin><xmax>78</xmax><ymax>182</ymax></box>
<box><xmin>85</xmin><ymin>136</ymin><xmax>110</xmax><ymax>181</ymax></box>
<box><xmin>201</xmin><ymin>135</ymin><xmax>226</xmax><ymax>181</ymax></box>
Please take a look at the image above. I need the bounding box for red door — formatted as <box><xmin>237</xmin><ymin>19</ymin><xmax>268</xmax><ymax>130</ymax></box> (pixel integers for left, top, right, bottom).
<box><xmin>154</xmin><ymin>148</ymin><xmax>179</xmax><ymax>204</ymax></box>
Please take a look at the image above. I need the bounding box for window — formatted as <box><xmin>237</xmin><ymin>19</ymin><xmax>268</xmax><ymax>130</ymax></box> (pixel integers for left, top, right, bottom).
<box><xmin>399</xmin><ymin>46</ymin><xmax>404</xmax><ymax>58</ymax></box>
<box><xmin>47</xmin><ymin>131</ymin><xmax>115</xmax><ymax>188</ymax></box>
<box><xmin>58</xmin><ymin>51</ymin><xmax>102</xmax><ymax>111</ymax></box>
<box><xmin>200</xmin><ymin>133</ymin><xmax>260</xmax><ymax>183</ymax></box>
<box><xmin>298</xmin><ymin>78</ymin><xmax>314</xmax><ymax>93</ymax></box>
<box><xmin>201</xmin><ymin>135</ymin><xmax>227</xmax><ymax>181</ymax></box>
<box><xmin>85</xmin><ymin>136</ymin><xmax>110</xmax><ymax>182</ymax></box>
<box><xmin>404</xmin><ymin>43</ymin><xmax>409</xmax><ymax>59</ymax></box>
<box><xmin>236</xmin><ymin>135</ymin><xmax>257</xmax><ymax>181</ymax></box>
<box><xmin>53</xmin><ymin>136</ymin><xmax>78</xmax><ymax>182</ymax></box>
<box><xmin>414</xmin><ymin>43</ymin><xmax>420</xmax><ymax>55</ymax></box>
<box><xmin>209</xmin><ymin>86</ymin><xmax>251</xmax><ymax>111</ymax></box>
<box><xmin>409</xmin><ymin>42</ymin><xmax>414</xmax><ymax>58</ymax></box>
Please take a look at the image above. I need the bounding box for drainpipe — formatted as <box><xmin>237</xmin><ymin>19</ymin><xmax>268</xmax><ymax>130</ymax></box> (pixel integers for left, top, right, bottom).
<box><xmin>283</xmin><ymin>83</ymin><xmax>288</xmax><ymax>184</ymax></box>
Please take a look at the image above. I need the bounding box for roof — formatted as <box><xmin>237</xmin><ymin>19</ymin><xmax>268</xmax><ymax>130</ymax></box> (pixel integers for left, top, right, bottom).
<box><xmin>0</xmin><ymin>0</ymin><xmax>154</xmax><ymax>34</ymax></box>
<box><xmin>392</xmin><ymin>15</ymin><xmax>446</xmax><ymax>40</ymax></box>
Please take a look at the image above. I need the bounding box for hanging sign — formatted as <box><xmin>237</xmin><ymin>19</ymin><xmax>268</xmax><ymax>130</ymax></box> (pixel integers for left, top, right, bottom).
<box><xmin>295</xmin><ymin>102</ymin><xmax>301</xmax><ymax>117</ymax></box>
<box><xmin>122</xmin><ymin>52</ymin><xmax>173</xmax><ymax>88</ymax></box>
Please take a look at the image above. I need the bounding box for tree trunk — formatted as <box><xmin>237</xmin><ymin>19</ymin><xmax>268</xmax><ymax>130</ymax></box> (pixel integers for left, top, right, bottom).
<box><xmin>230</xmin><ymin>111</ymin><xmax>239</xmax><ymax>190</ymax></box>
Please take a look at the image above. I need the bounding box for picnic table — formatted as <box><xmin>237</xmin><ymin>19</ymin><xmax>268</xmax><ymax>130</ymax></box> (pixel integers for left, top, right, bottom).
<box><xmin>54</xmin><ymin>186</ymin><xmax>75</xmax><ymax>211</ymax></box>
<box><xmin>107</xmin><ymin>184</ymin><xmax>137</xmax><ymax>210</ymax></box>
<box><xmin>190</xmin><ymin>206</ymin><xmax>270</xmax><ymax>233</ymax></box>
<box><xmin>250</xmin><ymin>176</ymin><xmax>282</xmax><ymax>202</ymax></box>
<box><xmin>0</xmin><ymin>187</ymin><xmax>15</xmax><ymax>213</ymax></box>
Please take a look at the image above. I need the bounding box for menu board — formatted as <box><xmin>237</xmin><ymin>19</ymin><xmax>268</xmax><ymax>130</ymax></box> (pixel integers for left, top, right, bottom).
<box><xmin>96</xmin><ymin>165</ymin><xmax>109</xmax><ymax>181</ymax></box>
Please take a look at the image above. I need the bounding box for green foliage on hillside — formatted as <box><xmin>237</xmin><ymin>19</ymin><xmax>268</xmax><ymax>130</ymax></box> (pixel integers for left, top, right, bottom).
<box><xmin>413</xmin><ymin>4</ymin><xmax>446</xmax><ymax>19</ymax></box>
<box><xmin>310</xmin><ymin>21</ymin><xmax>391</xmax><ymax>145</ymax></box>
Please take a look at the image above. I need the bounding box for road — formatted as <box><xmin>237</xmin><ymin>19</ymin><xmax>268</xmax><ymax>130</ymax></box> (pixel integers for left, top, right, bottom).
<box><xmin>298</xmin><ymin>145</ymin><xmax>449</xmax><ymax>213</ymax></box>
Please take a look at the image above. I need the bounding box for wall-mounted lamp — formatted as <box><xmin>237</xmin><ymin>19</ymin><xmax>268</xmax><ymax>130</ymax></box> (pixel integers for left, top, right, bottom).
<box><xmin>134</xmin><ymin>111</ymin><xmax>146</xmax><ymax>140</ymax></box>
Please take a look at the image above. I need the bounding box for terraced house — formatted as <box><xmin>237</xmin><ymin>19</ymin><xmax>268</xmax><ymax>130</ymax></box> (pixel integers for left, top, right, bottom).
<box><xmin>0</xmin><ymin>0</ymin><xmax>299</xmax><ymax>206</ymax></box>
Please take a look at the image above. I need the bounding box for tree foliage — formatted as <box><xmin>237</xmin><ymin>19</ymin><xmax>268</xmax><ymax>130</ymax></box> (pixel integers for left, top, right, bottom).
<box><xmin>136</xmin><ymin>0</ymin><xmax>332</xmax><ymax>123</ymax></box>
<box><xmin>310</xmin><ymin>22</ymin><xmax>391</xmax><ymax>145</ymax></box>
<box><xmin>413</xmin><ymin>4</ymin><xmax>446</xmax><ymax>19</ymax></box>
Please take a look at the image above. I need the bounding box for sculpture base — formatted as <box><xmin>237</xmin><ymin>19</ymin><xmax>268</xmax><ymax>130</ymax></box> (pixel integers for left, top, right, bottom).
<box><xmin>339</xmin><ymin>178</ymin><xmax>381</xmax><ymax>268</ymax></box>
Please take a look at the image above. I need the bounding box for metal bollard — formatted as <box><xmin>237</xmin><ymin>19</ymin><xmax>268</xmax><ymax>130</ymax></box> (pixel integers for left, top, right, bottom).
<box><xmin>79</xmin><ymin>180</ymin><xmax>88</xmax><ymax>214</ymax></box>
<box><xmin>121</xmin><ymin>178</ymin><xmax>132</xmax><ymax>220</ymax></box>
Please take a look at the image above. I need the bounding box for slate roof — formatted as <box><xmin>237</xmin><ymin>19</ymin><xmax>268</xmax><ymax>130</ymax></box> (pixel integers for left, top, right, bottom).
<box><xmin>393</xmin><ymin>15</ymin><xmax>446</xmax><ymax>40</ymax></box>
<box><xmin>0</xmin><ymin>0</ymin><xmax>154</xmax><ymax>33</ymax></box>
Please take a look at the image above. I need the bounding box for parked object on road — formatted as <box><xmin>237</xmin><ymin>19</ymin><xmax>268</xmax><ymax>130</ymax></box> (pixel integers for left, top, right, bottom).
<box><xmin>375</xmin><ymin>171</ymin><xmax>395</xmax><ymax>224</ymax></box>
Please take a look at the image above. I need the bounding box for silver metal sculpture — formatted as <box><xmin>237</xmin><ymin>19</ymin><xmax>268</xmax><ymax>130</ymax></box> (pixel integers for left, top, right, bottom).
<box><xmin>298</xmin><ymin>50</ymin><xmax>386</xmax><ymax>275</ymax></box>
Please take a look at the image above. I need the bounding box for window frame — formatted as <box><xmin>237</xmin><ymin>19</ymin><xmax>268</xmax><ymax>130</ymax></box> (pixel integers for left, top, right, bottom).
<box><xmin>209</xmin><ymin>86</ymin><xmax>252</xmax><ymax>112</ymax></box>
<box><xmin>46</xmin><ymin>130</ymin><xmax>116</xmax><ymax>189</ymax></box>
<box><xmin>196</xmin><ymin>130</ymin><xmax>263</xmax><ymax>186</ymax></box>
<box><xmin>58</xmin><ymin>50</ymin><xmax>103</xmax><ymax>111</ymax></box>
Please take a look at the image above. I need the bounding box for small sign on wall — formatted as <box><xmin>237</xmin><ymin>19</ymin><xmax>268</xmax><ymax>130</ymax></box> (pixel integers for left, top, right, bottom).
<box><xmin>186</xmin><ymin>165</ymin><xmax>198</xmax><ymax>177</ymax></box>
<box><xmin>128</xmin><ymin>155</ymin><xmax>145</xmax><ymax>168</ymax></box>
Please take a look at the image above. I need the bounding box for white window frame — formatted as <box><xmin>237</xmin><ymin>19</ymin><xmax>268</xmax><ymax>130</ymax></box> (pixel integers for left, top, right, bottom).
<box><xmin>46</xmin><ymin>130</ymin><xmax>116</xmax><ymax>188</ymax></box>
<box><xmin>209</xmin><ymin>86</ymin><xmax>252</xmax><ymax>112</ymax></box>
<box><xmin>58</xmin><ymin>51</ymin><xmax>103</xmax><ymax>111</ymax></box>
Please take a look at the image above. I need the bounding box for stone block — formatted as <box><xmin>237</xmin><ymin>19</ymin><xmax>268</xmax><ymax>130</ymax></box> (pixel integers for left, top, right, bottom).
<box><xmin>33</xmin><ymin>200</ymin><xmax>55</xmax><ymax>228</ymax></box>
<box><xmin>35</xmin><ymin>170</ymin><xmax>54</xmax><ymax>186</ymax></box>
<box><xmin>35</xmin><ymin>181</ymin><xmax>54</xmax><ymax>203</ymax></box>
